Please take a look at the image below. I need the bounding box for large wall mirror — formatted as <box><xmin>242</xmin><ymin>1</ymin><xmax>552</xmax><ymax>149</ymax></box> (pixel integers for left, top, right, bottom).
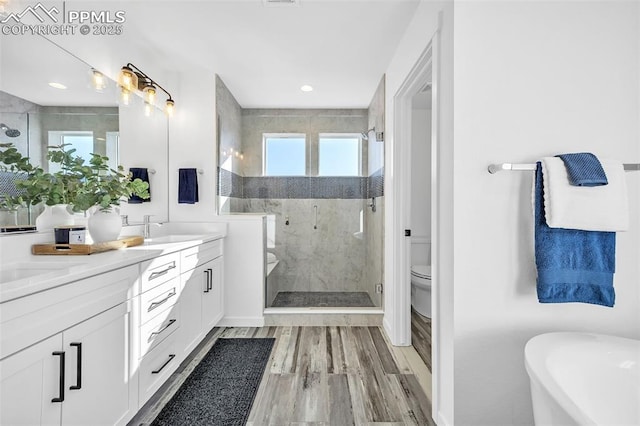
<box><xmin>0</xmin><ymin>35</ymin><xmax>168</xmax><ymax>228</ymax></box>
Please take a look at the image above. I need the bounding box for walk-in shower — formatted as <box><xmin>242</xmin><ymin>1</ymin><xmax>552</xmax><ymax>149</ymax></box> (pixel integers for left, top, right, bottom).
<box><xmin>216</xmin><ymin>75</ymin><xmax>386</xmax><ymax>309</ymax></box>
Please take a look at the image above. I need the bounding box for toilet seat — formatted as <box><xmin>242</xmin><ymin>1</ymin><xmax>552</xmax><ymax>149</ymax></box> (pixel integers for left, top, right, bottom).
<box><xmin>411</xmin><ymin>265</ymin><xmax>431</xmax><ymax>280</ymax></box>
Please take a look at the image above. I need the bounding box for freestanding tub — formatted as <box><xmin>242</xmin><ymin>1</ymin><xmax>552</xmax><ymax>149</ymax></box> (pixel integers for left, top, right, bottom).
<box><xmin>525</xmin><ymin>332</ymin><xmax>640</xmax><ymax>426</ymax></box>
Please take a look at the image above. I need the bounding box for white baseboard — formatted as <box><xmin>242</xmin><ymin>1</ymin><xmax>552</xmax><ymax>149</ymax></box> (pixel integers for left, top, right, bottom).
<box><xmin>438</xmin><ymin>411</ymin><xmax>452</xmax><ymax>426</ymax></box>
<box><xmin>218</xmin><ymin>316</ymin><xmax>265</xmax><ymax>327</ymax></box>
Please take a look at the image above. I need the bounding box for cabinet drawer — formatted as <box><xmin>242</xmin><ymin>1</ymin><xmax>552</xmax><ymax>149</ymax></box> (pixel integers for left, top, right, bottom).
<box><xmin>181</xmin><ymin>239</ymin><xmax>223</xmax><ymax>273</ymax></box>
<box><xmin>139</xmin><ymin>278</ymin><xmax>179</xmax><ymax>325</ymax></box>
<box><xmin>140</xmin><ymin>303</ymin><xmax>179</xmax><ymax>358</ymax></box>
<box><xmin>139</xmin><ymin>331</ymin><xmax>179</xmax><ymax>406</ymax></box>
<box><xmin>140</xmin><ymin>252</ymin><xmax>180</xmax><ymax>293</ymax></box>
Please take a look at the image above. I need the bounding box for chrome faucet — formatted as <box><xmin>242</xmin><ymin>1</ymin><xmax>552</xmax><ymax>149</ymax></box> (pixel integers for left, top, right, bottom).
<box><xmin>143</xmin><ymin>215</ymin><xmax>153</xmax><ymax>239</ymax></box>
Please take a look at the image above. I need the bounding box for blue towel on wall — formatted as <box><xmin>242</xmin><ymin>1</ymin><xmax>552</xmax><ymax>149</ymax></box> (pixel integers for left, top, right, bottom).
<box><xmin>556</xmin><ymin>152</ymin><xmax>608</xmax><ymax>186</ymax></box>
<box><xmin>178</xmin><ymin>168</ymin><xmax>199</xmax><ymax>204</ymax></box>
<box><xmin>129</xmin><ymin>168</ymin><xmax>150</xmax><ymax>203</ymax></box>
<box><xmin>534</xmin><ymin>163</ymin><xmax>616</xmax><ymax>307</ymax></box>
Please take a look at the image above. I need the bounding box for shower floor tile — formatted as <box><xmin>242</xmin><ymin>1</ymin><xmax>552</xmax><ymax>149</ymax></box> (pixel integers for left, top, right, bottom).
<box><xmin>271</xmin><ymin>291</ymin><xmax>375</xmax><ymax>308</ymax></box>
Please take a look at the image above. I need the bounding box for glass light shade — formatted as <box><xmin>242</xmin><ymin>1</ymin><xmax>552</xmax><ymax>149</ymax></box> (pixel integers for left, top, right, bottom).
<box><xmin>120</xmin><ymin>87</ymin><xmax>131</xmax><ymax>106</ymax></box>
<box><xmin>165</xmin><ymin>99</ymin><xmax>175</xmax><ymax>117</ymax></box>
<box><xmin>92</xmin><ymin>69</ymin><xmax>107</xmax><ymax>91</ymax></box>
<box><xmin>117</xmin><ymin>66</ymin><xmax>138</xmax><ymax>91</ymax></box>
<box><xmin>143</xmin><ymin>85</ymin><xmax>156</xmax><ymax>104</ymax></box>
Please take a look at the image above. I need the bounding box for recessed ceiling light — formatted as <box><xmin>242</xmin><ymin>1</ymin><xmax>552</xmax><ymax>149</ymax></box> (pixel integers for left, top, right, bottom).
<box><xmin>48</xmin><ymin>82</ymin><xmax>67</xmax><ymax>90</ymax></box>
<box><xmin>300</xmin><ymin>85</ymin><xmax>313</xmax><ymax>92</ymax></box>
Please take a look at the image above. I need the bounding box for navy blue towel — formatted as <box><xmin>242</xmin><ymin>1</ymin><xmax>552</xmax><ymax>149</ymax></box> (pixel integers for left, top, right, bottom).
<box><xmin>178</xmin><ymin>168</ymin><xmax>199</xmax><ymax>204</ymax></box>
<box><xmin>556</xmin><ymin>152</ymin><xmax>608</xmax><ymax>186</ymax></box>
<box><xmin>534</xmin><ymin>163</ymin><xmax>616</xmax><ymax>307</ymax></box>
<box><xmin>129</xmin><ymin>168</ymin><xmax>150</xmax><ymax>203</ymax></box>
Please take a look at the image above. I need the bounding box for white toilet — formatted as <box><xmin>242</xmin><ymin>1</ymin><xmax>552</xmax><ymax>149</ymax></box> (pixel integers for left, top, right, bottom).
<box><xmin>411</xmin><ymin>264</ymin><xmax>432</xmax><ymax>318</ymax></box>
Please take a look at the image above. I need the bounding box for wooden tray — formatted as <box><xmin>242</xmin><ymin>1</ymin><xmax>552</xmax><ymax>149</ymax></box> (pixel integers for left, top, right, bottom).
<box><xmin>32</xmin><ymin>236</ymin><xmax>144</xmax><ymax>255</ymax></box>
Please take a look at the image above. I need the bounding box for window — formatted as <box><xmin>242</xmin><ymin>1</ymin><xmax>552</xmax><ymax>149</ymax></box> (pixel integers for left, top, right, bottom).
<box><xmin>48</xmin><ymin>131</ymin><xmax>94</xmax><ymax>173</ymax></box>
<box><xmin>318</xmin><ymin>134</ymin><xmax>361</xmax><ymax>176</ymax></box>
<box><xmin>263</xmin><ymin>134</ymin><xmax>306</xmax><ymax>176</ymax></box>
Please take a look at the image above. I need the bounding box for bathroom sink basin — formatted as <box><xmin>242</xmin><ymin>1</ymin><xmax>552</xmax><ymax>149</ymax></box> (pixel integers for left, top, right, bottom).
<box><xmin>135</xmin><ymin>235</ymin><xmax>205</xmax><ymax>247</ymax></box>
<box><xmin>0</xmin><ymin>262</ymin><xmax>84</xmax><ymax>284</ymax></box>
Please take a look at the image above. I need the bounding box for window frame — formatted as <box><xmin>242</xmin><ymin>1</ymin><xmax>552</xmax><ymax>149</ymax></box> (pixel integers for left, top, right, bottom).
<box><xmin>262</xmin><ymin>133</ymin><xmax>307</xmax><ymax>176</ymax></box>
<box><xmin>317</xmin><ymin>133</ymin><xmax>363</xmax><ymax>177</ymax></box>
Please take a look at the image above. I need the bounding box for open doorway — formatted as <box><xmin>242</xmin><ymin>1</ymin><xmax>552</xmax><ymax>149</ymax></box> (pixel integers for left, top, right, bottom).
<box><xmin>409</xmin><ymin>85</ymin><xmax>433</xmax><ymax>372</ymax></box>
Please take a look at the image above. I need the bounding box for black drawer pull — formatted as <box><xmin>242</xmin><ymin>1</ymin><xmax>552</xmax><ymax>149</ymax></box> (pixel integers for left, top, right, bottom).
<box><xmin>149</xmin><ymin>319</ymin><xmax>177</xmax><ymax>340</ymax></box>
<box><xmin>148</xmin><ymin>263</ymin><xmax>176</xmax><ymax>280</ymax></box>
<box><xmin>52</xmin><ymin>351</ymin><xmax>65</xmax><ymax>403</ymax></box>
<box><xmin>70</xmin><ymin>343</ymin><xmax>82</xmax><ymax>390</ymax></box>
<box><xmin>207</xmin><ymin>268</ymin><xmax>213</xmax><ymax>291</ymax></box>
<box><xmin>152</xmin><ymin>354</ymin><xmax>176</xmax><ymax>374</ymax></box>
<box><xmin>148</xmin><ymin>289</ymin><xmax>177</xmax><ymax>312</ymax></box>
<box><xmin>204</xmin><ymin>270</ymin><xmax>210</xmax><ymax>293</ymax></box>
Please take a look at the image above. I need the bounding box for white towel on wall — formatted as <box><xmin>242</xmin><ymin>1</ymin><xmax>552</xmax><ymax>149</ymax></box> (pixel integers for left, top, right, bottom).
<box><xmin>541</xmin><ymin>157</ymin><xmax>629</xmax><ymax>232</ymax></box>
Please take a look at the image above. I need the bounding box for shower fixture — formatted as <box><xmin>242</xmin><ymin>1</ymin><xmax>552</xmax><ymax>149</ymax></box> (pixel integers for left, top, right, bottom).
<box><xmin>361</xmin><ymin>127</ymin><xmax>384</xmax><ymax>142</ymax></box>
<box><xmin>0</xmin><ymin>123</ymin><xmax>20</xmax><ymax>138</ymax></box>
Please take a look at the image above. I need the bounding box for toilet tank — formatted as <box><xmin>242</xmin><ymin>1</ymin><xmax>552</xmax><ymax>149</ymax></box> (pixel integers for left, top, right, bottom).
<box><xmin>411</xmin><ymin>237</ymin><xmax>431</xmax><ymax>265</ymax></box>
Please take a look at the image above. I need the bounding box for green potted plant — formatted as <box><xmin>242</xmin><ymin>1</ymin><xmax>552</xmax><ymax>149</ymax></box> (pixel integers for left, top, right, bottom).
<box><xmin>1</xmin><ymin>143</ymin><xmax>149</xmax><ymax>240</ymax></box>
<box><xmin>73</xmin><ymin>152</ymin><xmax>149</xmax><ymax>242</ymax></box>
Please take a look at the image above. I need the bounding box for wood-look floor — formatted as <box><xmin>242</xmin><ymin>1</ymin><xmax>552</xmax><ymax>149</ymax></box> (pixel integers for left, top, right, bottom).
<box><xmin>131</xmin><ymin>326</ymin><xmax>435</xmax><ymax>426</ymax></box>
<box><xmin>411</xmin><ymin>310</ymin><xmax>432</xmax><ymax>372</ymax></box>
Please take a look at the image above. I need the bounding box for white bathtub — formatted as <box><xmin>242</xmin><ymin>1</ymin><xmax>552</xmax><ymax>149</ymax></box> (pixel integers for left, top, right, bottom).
<box><xmin>525</xmin><ymin>332</ymin><xmax>640</xmax><ymax>426</ymax></box>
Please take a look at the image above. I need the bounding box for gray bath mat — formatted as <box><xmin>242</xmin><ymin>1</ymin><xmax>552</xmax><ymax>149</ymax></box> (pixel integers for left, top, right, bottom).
<box><xmin>150</xmin><ymin>338</ymin><xmax>274</xmax><ymax>426</ymax></box>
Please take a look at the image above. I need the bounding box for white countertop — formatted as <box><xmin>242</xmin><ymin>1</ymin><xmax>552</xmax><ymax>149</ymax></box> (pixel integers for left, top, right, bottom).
<box><xmin>0</xmin><ymin>232</ymin><xmax>225</xmax><ymax>304</ymax></box>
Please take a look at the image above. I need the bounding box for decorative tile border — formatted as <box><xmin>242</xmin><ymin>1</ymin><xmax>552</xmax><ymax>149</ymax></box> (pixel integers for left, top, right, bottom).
<box><xmin>368</xmin><ymin>167</ymin><xmax>384</xmax><ymax>198</ymax></box>
<box><xmin>218</xmin><ymin>168</ymin><xmax>244</xmax><ymax>198</ymax></box>
<box><xmin>217</xmin><ymin>168</ymin><xmax>384</xmax><ymax>200</ymax></box>
<box><xmin>0</xmin><ymin>171</ymin><xmax>26</xmax><ymax>198</ymax></box>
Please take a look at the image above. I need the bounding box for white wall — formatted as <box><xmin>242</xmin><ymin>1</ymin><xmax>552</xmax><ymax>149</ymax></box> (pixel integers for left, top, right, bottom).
<box><xmin>383</xmin><ymin>1</ymin><xmax>455</xmax><ymax>424</ymax></box>
<box><xmin>119</xmin><ymin>102</ymin><xmax>169</xmax><ymax>223</ymax></box>
<box><xmin>452</xmin><ymin>2</ymin><xmax>640</xmax><ymax>425</ymax></box>
<box><xmin>168</xmin><ymin>70</ymin><xmax>218</xmax><ymax>222</ymax></box>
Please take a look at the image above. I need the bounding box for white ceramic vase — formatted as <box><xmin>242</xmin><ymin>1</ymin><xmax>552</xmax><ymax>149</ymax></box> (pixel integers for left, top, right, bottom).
<box><xmin>36</xmin><ymin>204</ymin><xmax>75</xmax><ymax>231</ymax></box>
<box><xmin>88</xmin><ymin>208</ymin><xmax>122</xmax><ymax>243</ymax></box>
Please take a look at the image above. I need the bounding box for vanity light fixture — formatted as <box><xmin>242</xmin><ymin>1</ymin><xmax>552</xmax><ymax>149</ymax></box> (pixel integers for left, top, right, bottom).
<box><xmin>48</xmin><ymin>82</ymin><xmax>67</xmax><ymax>90</ymax></box>
<box><xmin>117</xmin><ymin>63</ymin><xmax>175</xmax><ymax>117</ymax></box>
<box><xmin>91</xmin><ymin>69</ymin><xmax>107</xmax><ymax>91</ymax></box>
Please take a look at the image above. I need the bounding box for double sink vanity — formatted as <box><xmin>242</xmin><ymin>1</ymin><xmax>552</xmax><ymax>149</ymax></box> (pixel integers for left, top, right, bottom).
<box><xmin>0</xmin><ymin>223</ymin><xmax>227</xmax><ymax>426</ymax></box>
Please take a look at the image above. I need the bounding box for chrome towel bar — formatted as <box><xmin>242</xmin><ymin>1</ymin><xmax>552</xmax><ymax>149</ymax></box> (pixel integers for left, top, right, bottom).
<box><xmin>488</xmin><ymin>163</ymin><xmax>640</xmax><ymax>174</ymax></box>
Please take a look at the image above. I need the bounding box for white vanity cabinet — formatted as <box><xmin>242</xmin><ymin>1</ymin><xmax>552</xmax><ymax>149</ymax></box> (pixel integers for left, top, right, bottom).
<box><xmin>179</xmin><ymin>240</ymin><xmax>224</xmax><ymax>359</ymax></box>
<box><xmin>0</xmin><ymin>266</ymin><xmax>138</xmax><ymax>426</ymax></box>
<box><xmin>0</xmin><ymin>334</ymin><xmax>62</xmax><ymax>425</ymax></box>
<box><xmin>0</xmin><ymin>235</ymin><xmax>225</xmax><ymax>426</ymax></box>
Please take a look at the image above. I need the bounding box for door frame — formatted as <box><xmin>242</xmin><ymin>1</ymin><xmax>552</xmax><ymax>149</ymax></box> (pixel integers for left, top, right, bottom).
<box><xmin>387</xmin><ymin>26</ymin><xmax>442</xmax><ymax>423</ymax></box>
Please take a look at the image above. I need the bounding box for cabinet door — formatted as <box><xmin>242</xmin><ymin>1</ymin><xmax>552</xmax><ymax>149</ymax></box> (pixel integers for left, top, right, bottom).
<box><xmin>179</xmin><ymin>264</ymin><xmax>206</xmax><ymax>358</ymax></box>
<box><xmin>202</xmin><ymin>256</ymin><xmax>224</xmax><ymax>332</ymax></box>
<box><xmin>61</xmin><ymin>303</ymin><xmax>135</xmax><ymax>426</ymax></box>
<box><xmin>0</xmin><ymin>334</ymin><xmax>63</xmax><ymax>426</ymax></box>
